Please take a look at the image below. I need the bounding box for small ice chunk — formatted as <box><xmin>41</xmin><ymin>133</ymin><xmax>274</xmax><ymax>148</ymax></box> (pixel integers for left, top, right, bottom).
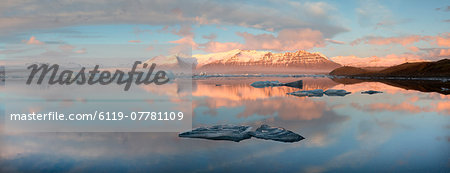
<box><xmin>250</xmin><ymin>80</ymin><xmax>303</xmax><ymax>88</ymax></box>
<box><xmin>283</xmin><ymin>80</ymin><xmax>303</xmax><ymax>89</ymax></box>
<box><xmin>324</xmin><ymin>89</ymin><xmax>351</xmax><ymax>96</ymax></box>
<box><xmin>250</xmin><ymin>124</ymin><xmax>305</xmax><ymax>143</ymax></box>
<box><xmin>250</xmin><ymin>81</ymin><xmax>283</xmax><ymax>88</ymax></box>
<box><xmin>361</xmin><ymin>90</ymin><xmax>383</xmax><ymax>95</ymax></box>
<box><xmin>287</xmin><ymin>89</ymin><xmax>324</xmax><ymax>97</ymax></box>
<box><xmin>178</xmin><ymin>125</ymin><xmax>252</xmax><ymax>142</ymax></box>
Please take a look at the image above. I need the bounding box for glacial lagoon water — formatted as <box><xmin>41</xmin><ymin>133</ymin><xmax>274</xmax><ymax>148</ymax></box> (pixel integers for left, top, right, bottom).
<box><xmin>0</xmin><ymin>77</ymin><xmax>449</xmax><ymax>172</ymax></box>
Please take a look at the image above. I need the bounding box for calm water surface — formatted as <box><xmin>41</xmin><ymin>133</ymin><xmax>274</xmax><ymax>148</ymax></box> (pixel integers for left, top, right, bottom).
<box><xmin>1</xmin><ymin>77</ymin><xmax>449</xmax><ymax>172</ymax></box>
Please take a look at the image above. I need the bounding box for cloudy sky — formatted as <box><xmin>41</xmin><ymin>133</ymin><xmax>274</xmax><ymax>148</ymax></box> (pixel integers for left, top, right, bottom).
<box><xmin>0</xmin><ymin>0</ymin><xmax>449</xmax><ymax>66</ymax></box>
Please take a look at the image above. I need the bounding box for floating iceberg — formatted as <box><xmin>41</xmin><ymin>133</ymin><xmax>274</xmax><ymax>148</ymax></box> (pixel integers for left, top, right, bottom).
<box><xmin>250</xmin><ymin>80</ymin><xmax>303</xmax><ymax>88</ymax></box>
<box><xmin>179</xmin><ymin>124</ymin><xmax>304</xmax><ymax>143</ymax></box>
<box><xmin>361</xmin><ymin>90</ymin><xmax>383</xmax><ymax>95</ymax></box>
<box><xmin>288</xmin><ymin>89</ymin><xmax>352</xmax><ymax>97</ymax></box>
<box><xmin>250</xmin><ymin>81</ymin><xmax>284</xmax><ymax>88</ymax></box>
<box><xmin>250</xmin><ymin>125</ymin><xmax>305</xmax><ymax>143</ymax></box>
<box><xmin>287</xmin><ymin>89</ymin><xmax>324</xmax><ymax>97</ymax></box>
<box><xmin>324</xmin><ymin>89</ymin><xmax>351</xmax><ymax>96</ymax></box>
<box><xmin>178</xmin><ymin>125</ymin><xmax>252</xmax><ymax>142</ymax></box>
<box><xmin>283</xmin><ymin>80</ymin><xmax>303</xmax><ymax>88</ymax></box>
<box><xmin>165</xmin><ymin>70</ymin><xmax>176</xmax><ymax>80</ymax></box>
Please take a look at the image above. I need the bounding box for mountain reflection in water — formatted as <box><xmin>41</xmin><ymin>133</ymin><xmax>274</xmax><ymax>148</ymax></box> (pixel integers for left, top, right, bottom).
<box><xmin>0</xmin><ymin>77</ymin><xmax>449</xmax><ymax>172</ymax></box>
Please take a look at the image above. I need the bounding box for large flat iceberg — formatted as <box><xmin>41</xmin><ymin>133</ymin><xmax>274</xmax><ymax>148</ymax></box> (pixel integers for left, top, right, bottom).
<box><xmin>179</xmin><ymin>124</ymin><xmax>305</xmax><ymax>143</ymax></box>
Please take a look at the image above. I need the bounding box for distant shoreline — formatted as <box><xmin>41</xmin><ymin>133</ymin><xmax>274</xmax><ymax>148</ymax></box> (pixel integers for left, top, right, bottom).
<box><xmin>328</xmin><ymin>75</ymin><xmax>449</xmax><ymax>82</ymax></box>
<box><xmin>329</xmin><ymin>59</ymin><xmax>450</xmax><ymax>80</ymax></box>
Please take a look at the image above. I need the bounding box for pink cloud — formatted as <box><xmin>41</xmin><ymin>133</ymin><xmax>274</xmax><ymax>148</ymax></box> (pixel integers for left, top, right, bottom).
<box><xmin>325</xmin><ymin>38</ymin><xmax>345</xmax><ymax>44</ymax></box>
<box><xmin>237</xmin><ymin>28</ymin><xmax>325</xmax><ymax>51</ymax></box>
<box><xmin>59</xmin><ymin>44</ymin><xmax>75</xmax><ymax>52</ymax></box>
<box><xmin>145</xmin><ymin>45</ymin><xmax>154</xmax><ymax>51</ymax></box>
<box><xmin>169</xmin><ymin>25</ymin><xmax>198</xmax><ymax>49</ymax></box>
<box><xmin>330</xmin><ymin>54</ymin><xmax>425</xmax><ymax>67</ymax></box>
<box><xmin>24</xmin><ymin>36</ymin><xmax>44</xmax><ymax>45</ymax></box>
<box><xmin>424</xmin><ymin>48</ymin><xmax>450</xmax><ymax>57</ymax></box>
<box><xmin>58</xmin><ymin>44</ymin><xmax>86</xmax><ymax>54</ymax></box>
<box><xmin>352</xmin><ymin>97</ymin><xmax>449</xmax><ymax>115</ymax></box>
<box><xmin>438</xmin><ymin>49</ymin><xmax>450</xmax><ymax>56</ymax></box>
<box><xmin>202</xmin><ymin>33</ymin><xmax>217</xmax><ymax>40</ymax></box>
<box><xmin>433</xmin><ymin>33</ymin><xmax>450</xmax><ymax>47</ymax></box>
<box><xmin>331</xmin><ymin>36</ymin><xmax>450</xmax><ymax>67</ymax></box>
<box><xmin>368</xmin><ymin>102</ymin><xmax>425</xmax><ymax>113</ymax></box>
<box><xmin>351</xmin><ymin>33</ymin><xmax>450</xmax><ymax>48</ymax></box>
<box><xmin>408</xmin><ymin>46</ymin><xmax>419</xmax><ymax>52</ymax></box>
<box><xmin>436</xmin><ymin>101</ymin><xmax>450</xmax><ymax>115</ymax></box>
<box><xmin>199</xmin><ymin>28</ymin><xmax>326</xmax><ymax>52</ymax></box>
<box><xmin>237</xmin><ymin>99</ymin><xmax>326</xmax><ymax>121</ymax></box>
<box><xmin>351</xmin><ymin>35</ymin><xmax>422</xmax><ymax>46</ymax></box>
<box><xmin>128</xmin><ymin>40</ymin><xmax>141</xmax><ymax>43</ymax></box>
<box><xmin>201</xmin><ymin>41</ymin><xmax>243</xmax><ymax>53</ymax></box>
<box><xmin>74</xmin><ymin>48</ymin><xmax>86</xmax><ymax>54</ymax></box>
<box><xmin>169</xmin><ymin>36</ymin><xmax>197</xmax><ymax>48</ymax></box>
<box><xmin>194</xmin><ymin>16</ymin><xmax>209</xmax><ymax>25</ymax></box>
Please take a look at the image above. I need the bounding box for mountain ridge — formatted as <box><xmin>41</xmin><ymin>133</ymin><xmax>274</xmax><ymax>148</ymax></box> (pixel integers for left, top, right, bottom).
<box><xmin>145</xmin><ymin>49</ymin><xmax>341</xmax><ymax>74</ymax></box>
<box><xmin>329</xmin><ymin>59</ymin><xmax>450</xmax><ymax>78</ymax></box>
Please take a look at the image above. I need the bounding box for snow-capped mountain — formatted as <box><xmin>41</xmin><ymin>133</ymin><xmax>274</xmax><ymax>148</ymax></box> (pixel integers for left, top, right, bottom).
<box><xmin>193</xmin><ymin>49</ymin><xmax>268</xmax><ymax>66</ymax></box>
<box><xmin>194</xmin><ymin>49</ymin><xmax>341</xmax><ymax>73</ymax></box>
<box><xmin>145</xmin><ymin>49</ymin><xmax>341</xmax><ymax>73</ymax></box>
